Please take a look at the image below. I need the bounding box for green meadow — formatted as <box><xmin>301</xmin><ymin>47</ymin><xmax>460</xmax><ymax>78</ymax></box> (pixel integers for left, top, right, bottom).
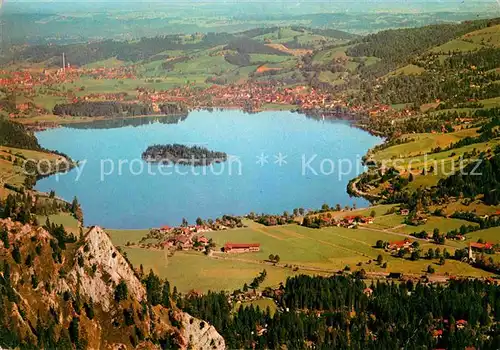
<box><xmin>107</xmin><ymin>211</ymin><xmax>494</xmax><ymax>293</ymax></box>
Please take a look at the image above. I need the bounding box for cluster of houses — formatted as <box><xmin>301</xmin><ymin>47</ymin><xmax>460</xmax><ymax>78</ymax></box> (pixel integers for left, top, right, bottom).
<box><xmin>132</xmin><ymin>224</ymin><xmax>212</xmax><ymax>250</ymax></box>
<box><xmin>136</xmin><ymin>216</ymin><xmax>245</xmax><ymax>251</ymax></box>
<box><xmin>430</xmin><ymin>318</ymin><xmax>469</xmax><ymax>340</ymax></box>
<box><xmin>303</xmin><ymin>214</ymin><xmax>374</xmax><ymax>229</ymax></box>
<box><xmin>0</xmin><ymin>66</ymin><xmax>136</xmax><ymax>94</ymax></box>
<box><xmin>341</xmin><ymin>215</ymin><xmax>374</xmax><ymax>228</ymax></box>
<box><xmin>3</xmin><ymin>60</ymin><xmax>420</xmax><ymax>127</ymax></box>
<box><xmin>156</xmin><ymin>224</ymin><xmax>212</xmax><ymax>251</ymax></box>
<box><xmin>1</xmin><ymin>65</ymin><xmax>138</xmax><ymax>117</ymax></box>
<box><xmin>134</xmin><ymin>82</ymin><xmax>336</xmax><ymax>112</ymax></box>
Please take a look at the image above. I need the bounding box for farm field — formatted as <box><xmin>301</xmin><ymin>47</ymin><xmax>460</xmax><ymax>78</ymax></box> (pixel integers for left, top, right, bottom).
<box><xmin>461</xmin><ymin>24</ymin><xmax>500</xmax><ymax>48</ymax></box>
<box><xmin>385</xmin><ymin>64</ymin><xmax>425</xmax><ymax>77</ymax></box>
<box><xmin>479</xmin><ymin>96</ymin><xmax>500</xmax><ymax>108</ymax></box>
<box><xmin>324</xmin><ymin>204</ymin><xmax>397</xmax><ymax>219</ymax></box>
<box><xmin>38</xmin><ymin>213</ymin><xmax>80</xmax><ymax>236</ymax></box>
<box><xmin>0</xmin><ymin>146</ymin><xmax>62</xmax><ymax>191</ymax></box>
<box><xmin>430</xmin><ymin>201</ymin><xmax>500</xmax><ymax>217</ymax></box>
<box><xmin>312</xmin><ymin>45</ymin><xmax>350</xmax><ymax>64</ymax></box>
<box><xmin>366</xmin><ymin>126</ymin><xmax>500</xmax><ymax>191</ymax></box>
<box><xmin>371</xmin><ymin>128</ymin><xmax>480</xmax><ymax>161</ymax></box>
<box><xmin>233</xmin><ymin>298</ymin><xmax>278</xmax><ymax>315</ymax></box>
<box><xmin>466</xmin><ymin>227</ymin><xmax>500</xmax><ymax>244</ymax></box>
<box><xmin>108</xmin><ymin>228</ymin><xmax>150</xmax><ymax>246</ymax></box>
<box><xmin>113</xmin><ymin>213</ymin><xmax>495</xmax><ymax>293</ymax></box>
<box><xmin>428</xmin><ymin>39</ymin><xmax>485</xmax><ymax>53</ymax></box>
<box><xmin>318</xmin><ymin>71</ymin><xmax>346</xmax><ymax>86</ymax></box>
<box><xmin>122</xmin><ymin>247</ymin><xmax>309</xmax><ymax>294</ymax></box>
<box><xmin>369</xmin><ymin>213</ymin><xmax>405</xmax><ymax>230</ymax></box>
<box><xmin>397</xmin><ymin>216</ymin><xmax>479</xmax><ymax>236</ymax></box>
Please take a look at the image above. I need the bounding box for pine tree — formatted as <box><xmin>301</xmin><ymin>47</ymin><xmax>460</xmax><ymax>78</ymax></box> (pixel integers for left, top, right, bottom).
<box><xmin>68</xmin><ymin>317</ymin><xmax>79</xmax><ymax>345</ymax></box>
<box><xmin>114</xmin><ymin>280</ymin><xmax>128</xmax><ymax>302</ymax></box>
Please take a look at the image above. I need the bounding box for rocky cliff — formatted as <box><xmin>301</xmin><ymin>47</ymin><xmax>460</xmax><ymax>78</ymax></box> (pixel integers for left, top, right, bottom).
<box><xmin>0</xmin><ymin>219</ymin><xmax>225</xmax><ymax>349</ymax></box>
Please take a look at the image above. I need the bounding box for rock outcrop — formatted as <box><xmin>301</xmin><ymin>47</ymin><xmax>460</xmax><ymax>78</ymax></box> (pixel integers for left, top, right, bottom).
<box><xmin>180</xmin><ymin>312</ymin><xmax>226</xmax><ymax>350</ymax></box>
<box><xmin>66</xmin><ymin>226</ymin><xmax>146</xmax><ymax>312</ymax></box>
<box><xmin>0</xmin><ymin>220</ymin><xmax>226</xmax><ymax>349</ymax></box>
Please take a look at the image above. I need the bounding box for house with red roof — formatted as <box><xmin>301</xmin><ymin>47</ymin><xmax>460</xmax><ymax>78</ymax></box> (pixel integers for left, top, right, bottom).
<box><xmin>159</xmin><ymin>225</ymin><xmax>171</xmax><ymax>232</ymax></box>
<box><xmin>197</xmin><ymin>236</ymin><xmax>209</xmax><ymax>244</ymax></box>
<box><xmin>388</xmin><ymin>239</ymin><xmax>412</xmax><ymax>252</ymax></box>
<box><xmin>470</xmin><ymin>242</ymin><xmax>494</xmax><ymax>251</ymax></box>
<box><xmin>432</xmin><ymin>329</ymin><xmax>443</xmax><ymax>339</ymax></box>
<box><xmin>224</xmin><ymin>242</ymin><xmax>260</xmax><ymax>253</ymax></box>
<box><xmin>363</xmin><ymin>288</ymin><xmax>373</xmax><ymax>297</ymax></box>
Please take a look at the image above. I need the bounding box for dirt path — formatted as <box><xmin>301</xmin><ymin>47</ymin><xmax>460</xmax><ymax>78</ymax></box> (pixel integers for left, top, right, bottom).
<box><xmin>389</xmin><ymin>224</ymin><xmax>407</xmax><ymax>231</ymax></box>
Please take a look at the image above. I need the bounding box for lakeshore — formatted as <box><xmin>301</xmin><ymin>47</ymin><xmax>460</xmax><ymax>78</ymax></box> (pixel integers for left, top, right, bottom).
<box><xmin>34</xmin><ymin>109</ymin><xmax>382</xmax><ymax>228</ymax></box>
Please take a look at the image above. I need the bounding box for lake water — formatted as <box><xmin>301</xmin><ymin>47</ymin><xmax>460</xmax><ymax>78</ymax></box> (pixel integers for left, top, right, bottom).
<box><xmin>35</xmin><ymin>110</ymin><xmax>383</xmax><ymax>229</ymax></box>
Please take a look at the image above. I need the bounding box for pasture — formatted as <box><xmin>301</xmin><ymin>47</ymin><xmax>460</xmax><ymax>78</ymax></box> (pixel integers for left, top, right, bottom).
<box><xmin>101</xmin><ymin>195</ymin><xmax>499</xmax><ymax>294</ymax></box>
<box><xmin>122</xmin><ymin>247</ymin><xmax>308</xmax><ymax>294</ymax></box>
<box><xmin>428</xmin><ymin>39</ymin><xmax>485</xmax><ymax>54</ymax></box>
<box><xmin>385</xmin><ymin>64</ymin><xmax>425</xmax><ymax>77</ymax></box>
<box><xmin>114</xmin><ymin>213</ymin><xmax>494</xmax><ymax>293</ymax></box>
<box><xmin>108</xmin><ymin>228</ymin><xmax>150</xmax><ymax>246</ymax></box>
<box><xmin>0</xmin><ymin>146</ymin><xmax>61</xmax><ymax>190</ymax></box>
<box><xmin>372</xmin><ymin>128</ymin><xmax>480</xmax><ymax>162</ymax></box>
<box><xmin>233</xmin><ymin>298</ymin><xmax>278</xmax><ymax>315</ymax></box>
<box><xmin>397</xmin><ymin>216</ymin><xmax>479</xmax><ymax>236</ymax></box>
<box><xmin>38</xmin><ymin>213</ymin><xmax>80</xmax><ymax>236</ymax></box>
<box><xmin>466</xmin><ymin>227</ymin><xmax>500</xmax><ymax>244</ymax></box>
<box><xmin>461</xmin><ymin>24</ymin><xmax>500</xmax><ymax>48</ymax></box>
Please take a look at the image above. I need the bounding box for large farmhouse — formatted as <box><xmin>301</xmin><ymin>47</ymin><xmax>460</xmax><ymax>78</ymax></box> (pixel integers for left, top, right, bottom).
<box><xmin>224</xmin><ymin>242</ymin><xmax>261</xmax><ymax>253</ymax></box>
<box><xmin>387</xmin><ymin>239</ymin><xmax>413</xmax><ymax>252</ymax></box>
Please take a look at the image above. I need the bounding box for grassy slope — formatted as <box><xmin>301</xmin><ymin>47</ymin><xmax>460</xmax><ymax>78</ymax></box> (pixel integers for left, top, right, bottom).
<box><xmin>467</xmin><ymin>227</ymin><xmax>500</xmax><ymax>243</ymax></box>
<box><xmin>37</xmin><ymin>213</ymin><xmax>80</xmax><ymax>236</ymax></box>
<box><xmin>122</xmin><ymin>247</ymin><xmax>308</xmax><ymax>293</ymax></box>
<box><xmin>109</xmin><ymin>213</ymin><xmax>492</xmax><ymax>293</ymax></box>
<box><xmin>0</xmin><ymin>146</ymin><xmax>60</xmax><ymax>192</ymax></box>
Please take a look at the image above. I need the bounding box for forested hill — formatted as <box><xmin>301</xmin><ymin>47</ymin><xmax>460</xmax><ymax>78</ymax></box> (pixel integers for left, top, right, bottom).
<box><xmin>0</xmin><ymin>118</ymin><xmax>40</xmax><ymax>150</ymax></box>
<box><xmin>5</xmin><ymin>33</ymin><xmax>235</xmax><ymax>66</ymax></box>
<box><xmin>2</xmin><ymin>27</ymin><xmax>354</xmax><ymax>67</ymax></box>
<box><xmin>347</xmin><ymin>17</ymin><xmax>500</xmax><ymax>78</ymax></box>
<box><xmin>436</xmin><ymin>146</ymin><xmax>500</xmax><ymax>205</ymax></box>
<box><xmin>181</xmin><ymin>274</ymin><xmax>500</xmax><ymax>349</ymax></box>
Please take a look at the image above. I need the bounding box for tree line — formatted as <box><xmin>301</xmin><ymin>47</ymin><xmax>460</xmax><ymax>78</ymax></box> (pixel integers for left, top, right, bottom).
<box><xmin>53</xmin><ymin>101</ymin><xmax>187</xmax><ymax>118</ymax></box>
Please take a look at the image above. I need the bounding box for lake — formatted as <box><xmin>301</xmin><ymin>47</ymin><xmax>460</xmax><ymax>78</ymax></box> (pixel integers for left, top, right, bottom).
<box><xmin>35</xmin><ymin>110</ymin><xmax>383</xmax><ymax>229</ymax></box>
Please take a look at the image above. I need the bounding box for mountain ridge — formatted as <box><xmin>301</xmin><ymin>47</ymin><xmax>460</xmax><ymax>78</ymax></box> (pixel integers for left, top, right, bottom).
<box><xmin>0</xmin><ymin>219</ymin><xmax>224</xmax><ymax>349</ymax></box>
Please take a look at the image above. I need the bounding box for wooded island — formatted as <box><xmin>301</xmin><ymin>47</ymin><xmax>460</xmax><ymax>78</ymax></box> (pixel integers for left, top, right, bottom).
<box><xmin>142</xmin><ymin>144</ymin><xmax>228</xmax><ymax>166</ymax></box>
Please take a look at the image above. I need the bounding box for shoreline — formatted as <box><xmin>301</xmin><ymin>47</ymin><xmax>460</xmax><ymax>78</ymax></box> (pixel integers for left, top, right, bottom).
<box><xmin>30</xmin><ymin>106</ymin><xmax>386</xmax><ymax>228</ymax></box>
<box><xmin>18</xmin><ymin>105</ymin><xmax>299</xmax><ymax>130</ymax></box>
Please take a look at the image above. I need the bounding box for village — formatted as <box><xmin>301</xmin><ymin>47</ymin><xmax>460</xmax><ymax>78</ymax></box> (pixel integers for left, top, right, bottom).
<box><xmin>127</xmin><ymin>214</ymin><xmax>263</xmax><ymax>255</ymax></box>
<box><xmin>0</xmin><ymin>60</ymin><xmax>408</xmax><ymax>125</ymax></box>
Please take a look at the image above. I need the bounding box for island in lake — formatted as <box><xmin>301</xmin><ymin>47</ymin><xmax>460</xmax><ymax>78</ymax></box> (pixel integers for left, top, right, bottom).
<box><xmin>142</xmin><ymin>144</ymin><xmax>228</xmax><ymax>166</ymax></box>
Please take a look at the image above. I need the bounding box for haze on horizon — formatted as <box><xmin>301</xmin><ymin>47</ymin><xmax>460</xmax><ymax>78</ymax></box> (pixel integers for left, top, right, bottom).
<box><xmin>3</xmin><ymin>0</ymin><xmax>499</xmax><ymax>14</ymax></box>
